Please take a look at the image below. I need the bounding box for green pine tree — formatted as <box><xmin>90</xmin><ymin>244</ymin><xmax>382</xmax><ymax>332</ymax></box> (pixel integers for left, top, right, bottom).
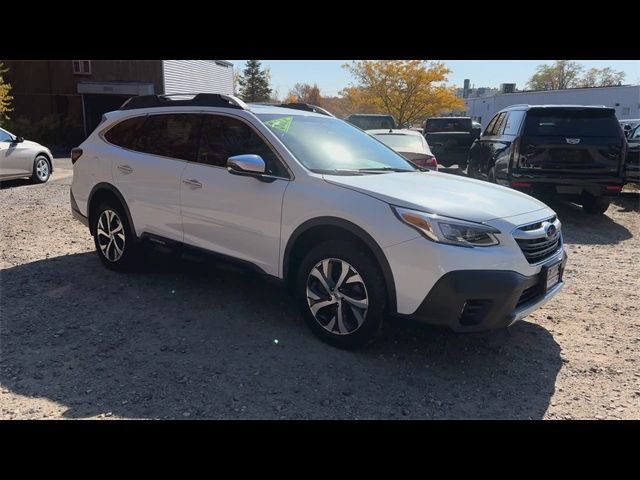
<box><xmin>237</xmin><ymin>60</ymin><xmax>272</xmax><ymax>103</ymax></box>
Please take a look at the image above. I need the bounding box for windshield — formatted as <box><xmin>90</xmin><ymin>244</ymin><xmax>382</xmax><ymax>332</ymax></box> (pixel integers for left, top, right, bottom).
<box><xmin>426</xmin><ymin>118</ymin><xmax>472</xmax><ymax>132</ymax></box>
<box><xmin>257</xmin><ymin>114</ymin><xmax>418</xmax><ymax>174</ymax></box>
<box><xmin>374</xmin><ymin>133</ymin><xmax>423</xmax><ymax>152</ymax></box>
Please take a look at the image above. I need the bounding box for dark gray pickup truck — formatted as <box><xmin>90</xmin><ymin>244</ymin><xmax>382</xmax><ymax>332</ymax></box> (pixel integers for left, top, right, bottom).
<box><xmin>423</xmin><ymin>117</ymin><xmax>481</xmax><ymax>168</ymax></box>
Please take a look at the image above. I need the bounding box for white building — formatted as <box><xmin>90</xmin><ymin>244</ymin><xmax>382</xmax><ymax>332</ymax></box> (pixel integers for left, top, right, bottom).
<box><xmin>162</xmin><ymin>60</ymin><xmax>234</xmax><ymax>95</ymax></box>
<box><xmin>465</xmin><ymin>85</ymin><xmax>640</xmax><ymax>129</ymax></box>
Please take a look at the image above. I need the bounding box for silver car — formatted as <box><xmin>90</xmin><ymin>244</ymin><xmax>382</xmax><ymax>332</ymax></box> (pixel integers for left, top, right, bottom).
<box><xmin>0</xmin><ymin>127</ymin><xmax>53</xmax><ymax>183</ymax></box>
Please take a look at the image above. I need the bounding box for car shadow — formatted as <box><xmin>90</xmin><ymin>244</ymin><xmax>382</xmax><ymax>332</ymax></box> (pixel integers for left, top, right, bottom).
<box><xmin>0</xmin><ymin>250</ymin><xmax>562</xmax><ymax>419</ymax></box>
<box><xmin>0</xmin><ymin>178</ymin><xmax>33</xmax><ymax>190</ymax></box>
<box><xmin>529</xmin><ymin>195</ymin><xmax>634</xmax><ymax>245</ymax></box>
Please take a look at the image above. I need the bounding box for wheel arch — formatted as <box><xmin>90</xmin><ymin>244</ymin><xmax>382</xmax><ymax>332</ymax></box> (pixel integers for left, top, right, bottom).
<box><xmin>34</xmin><ymin>151</ymin><xmax>54</xmax><ymax>173</ymax></box>
<box><xmin>87</xmin><ymin>183</ymin><xmax>136</xmax><ymax>237</ymax></box>
<box><xmin>283</xmin><ymin>217</ymin><xmax>397</xmax><ymax>313</ymax></box>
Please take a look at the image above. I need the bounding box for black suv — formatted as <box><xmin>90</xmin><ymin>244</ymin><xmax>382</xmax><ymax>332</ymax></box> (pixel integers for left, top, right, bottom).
<box><xmin>344</xmin><ymin>114</ymin><xmax>396</xmax><ymax>130</ymax></box>
<box><xmin>467</xmin><ymin>105</ymin><xmax>627</xmax><ymax>214</ymax></box>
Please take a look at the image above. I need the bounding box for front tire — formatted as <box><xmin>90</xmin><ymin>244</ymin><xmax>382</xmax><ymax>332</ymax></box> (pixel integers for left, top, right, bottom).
<box><xmin>92</xmin><ymin>201</ymin><xmax>139</xmax><ymax>271</ymax></box>
<box><xmin>582</xmin><ymin>195</ymin><xmax>610</xmax><ymax>215</ymax></box>
<box><xmin>295</xmin><ymin>240</ymin><xmax>386</xmax><ymax>349</ymax></box>
<box><xmin>31</xmin><ymin>155</ymin><xmax>51</xmax><ymax>183</ymax></box>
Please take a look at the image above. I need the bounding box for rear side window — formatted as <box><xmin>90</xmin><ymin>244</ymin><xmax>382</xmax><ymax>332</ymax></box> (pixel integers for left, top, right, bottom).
<box><xmin>491</xmin><ymin>112</ymin><xmax>508</xmax><ymax>135</ymax></box>
<box><xmin>425</xmin><ymin>118</ymin><xmax>472</xmax><ymax>133</ymax></box>
<box><xmin>130</xmin><ymin>114</ymin><xmax>202</xmax><ymax>161</ymax></box>
<box><xmin>103</xmin><ymin>115</ymin><xmax>146</xmax><ymax>149</ymax></box>
<box><xmin>503</xmin><ymin>110</ymin><xmax>526</xmax><ymax>135</ymax></box>
<box><xmin>524</xmin><ymin>109</ymin><xmax>620</xmax><ymax>137</ymax></box>
<box><xmin>198</xmin><ymin>115</ymin><xmax>288</xmax><ymax>177</ymax></box>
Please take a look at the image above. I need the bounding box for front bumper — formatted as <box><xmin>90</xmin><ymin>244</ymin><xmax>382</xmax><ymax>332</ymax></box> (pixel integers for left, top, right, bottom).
<box><xmin>400</xmin><ymin>251</ymin><xmax>568</xmax><ymax>332</ymax></box>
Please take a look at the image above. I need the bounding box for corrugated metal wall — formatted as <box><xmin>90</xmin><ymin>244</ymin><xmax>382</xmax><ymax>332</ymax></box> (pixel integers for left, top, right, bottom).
<box><xmin>162</xmin><ymin>60</ymin><xmax>234</xmax><ymax>95</ymax></box>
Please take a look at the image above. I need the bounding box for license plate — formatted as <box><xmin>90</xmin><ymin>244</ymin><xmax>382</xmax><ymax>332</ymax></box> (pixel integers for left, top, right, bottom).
<box><xmin>556</xmin><ymin>186</ymin><xmax>582</xmax><ymax>194</ymax></box>
<box><xmin>545</xmin><ymin>261</ymin><xmax>562</xmax><ymax>290</ymax></box>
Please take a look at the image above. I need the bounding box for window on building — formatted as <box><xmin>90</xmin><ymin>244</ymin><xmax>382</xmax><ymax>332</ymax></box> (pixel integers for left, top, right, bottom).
<box><xmin>72</xmin><ymin>60</ymin><xmax>92</xmax><ymax>75</ymax></box>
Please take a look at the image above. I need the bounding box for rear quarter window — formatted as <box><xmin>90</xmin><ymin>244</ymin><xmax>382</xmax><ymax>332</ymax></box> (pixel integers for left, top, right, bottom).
<box><xmin>103</xmin><ymin>115</ymin><xmax>147</xmax><ymax>148</ymax></box>
<box><xmin>524</xmin><ymin>109</ymin><xmax>620</xmax><ymax>137</ymax></box>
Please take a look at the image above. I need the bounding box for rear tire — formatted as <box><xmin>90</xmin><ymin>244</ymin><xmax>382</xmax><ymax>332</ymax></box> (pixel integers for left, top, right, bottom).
<box><xmin>295</xmin><ymin>240</ymin><xmax>386</xmax><ymax>350</ymax></box>
<box><xmin>92</xmin><ymin>200</ymin><xmax>140</xmax><ymax>271</ymax></box>
<box><xmin>488</xmin><ymin>167</ymin><xmax>496</xmax><ymax>183</ymax></box>
<box><xmin>31</xmin><ymin>155</ymin><xmax>51</xmax><ymax>184</ymax></box>
<box><xmin>582</xmin><ymin>195</ymin><xmax>610</xmax><ymax>215</ymax></box>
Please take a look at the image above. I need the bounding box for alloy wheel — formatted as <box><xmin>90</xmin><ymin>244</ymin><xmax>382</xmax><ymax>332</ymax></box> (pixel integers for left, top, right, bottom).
<box><xmin>96</xmin><ymin>209</ymin><xmax>126</xmax><ymax>262</ymax></box>
<box><xmin>36</xmin><ymin>158</ymin><xmax>49</xmax><ymax>181</ymax></box>
<box><xmin>306</xmin><ymin>258</ymin><xmax>368</xmax><ymax>335</ymax></box>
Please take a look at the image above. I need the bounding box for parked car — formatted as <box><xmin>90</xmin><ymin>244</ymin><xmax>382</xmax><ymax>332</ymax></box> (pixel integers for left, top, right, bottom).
<box><xmin>344</xmin><ymin>114</ymin><xmax>396</xmax><ymax>130</ymax></box>
<box><xmin>0</xmin><ymin>127</ymin><xmax>54</xmax><ymax>183</ymax></box>
<box><xmin>620</xmin><ymin>119</ymin><xmax>640</xmax><ymax>137</ymax></box>
<box><xmin>367</xmin><ymin>128</ymin><xmax>438</xmax><ymax>171</ymax></box>
<box><xmin>70</xmin><ymin>93</ymin><xmax>567</xmax><ymax>349</ymax></box>
<box><xmin>625</xmin><ymin>123</ymin><xmax>640</xmax><ymax>184</ymax></box>
<box><xmin>423</xmin><ymin>117</ymin><xmax>480</xmax><ymax>169</ymax></box>
<box><xmin>467</xmin><ymin>105</ymin><xmax>627</xmax><ymax>215</ymax></box>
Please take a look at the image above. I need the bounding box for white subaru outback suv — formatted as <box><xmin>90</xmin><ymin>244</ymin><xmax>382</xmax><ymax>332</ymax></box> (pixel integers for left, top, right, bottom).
<box><xmin>70</xmin><ymin>93</ymin><xmax>567</xmax><ymax>349</ymax></box>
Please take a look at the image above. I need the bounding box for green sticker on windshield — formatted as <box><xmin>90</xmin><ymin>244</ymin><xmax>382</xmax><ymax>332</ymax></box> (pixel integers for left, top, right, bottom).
<box><xmin>264</xmin><ymin>116</ymin><xmax>293</xmax><ymax>133</ymax></box>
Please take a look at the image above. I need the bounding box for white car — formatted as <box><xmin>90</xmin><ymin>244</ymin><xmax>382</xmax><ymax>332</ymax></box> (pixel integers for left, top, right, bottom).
<box><xmin>0</xmin><ymin>127</ymin><xmax>54</xmax><ymax>183</ymax></box>
<box><xmin>367</xmin><ymin>128</ymin><xmax>438</xmax><ymax>171</ymax></box>
<box><xmin>70</xmin><ymin>94</ymin><xmax>567</xmax><ymax>349</ymax></box>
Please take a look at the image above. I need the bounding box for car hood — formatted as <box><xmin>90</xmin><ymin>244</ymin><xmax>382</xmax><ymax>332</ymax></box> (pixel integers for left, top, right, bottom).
<box><xmin>323</xmin><ymin>171</ymin><xmax>549</xmax><ymax>222</ymax></box>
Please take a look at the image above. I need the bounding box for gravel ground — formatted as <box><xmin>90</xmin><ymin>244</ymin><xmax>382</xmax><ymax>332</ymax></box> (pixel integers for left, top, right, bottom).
<box><xmin>1</xmin><ymin>158</ymin><xmax>638</xmax><ymax>419</ymax></box>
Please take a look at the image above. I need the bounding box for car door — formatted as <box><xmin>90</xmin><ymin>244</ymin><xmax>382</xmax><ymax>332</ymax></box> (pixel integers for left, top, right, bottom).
<box><xmin>469</xmin><ymin>113</ymin><xmax>500</xmax><ymax>178</ymax></box>
<box><xmin>107</xmin><ymin>113</ymin><xmax>198</xmax><ymax>241</ymax></box>
<box><xmin>481</xmin><ymin>112</ymin><xmax>509</xmax><ymax>179</ymax></box>
<box><xmin>493</xmin><ymin>110</ymin><xmax>526</xmax><ymax>183</ymax></box>
<box><xmin>0</xmin><ymin>129</ymin><xmax>32</xmax><ymax>178</ymax></box>
<box><xmin>180</xmin><ymin>113</ymin><xmax>290</xmax><ymax>276</ymax></box>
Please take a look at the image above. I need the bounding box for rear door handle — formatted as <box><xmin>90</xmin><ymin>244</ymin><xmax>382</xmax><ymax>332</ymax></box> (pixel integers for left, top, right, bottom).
<box><xmin>182</xmin><ymin>179</ymin><xmax>202</xmax><ymax>189</ymax></box>
<box><xmin>117</xmin><ymin>164</ymin><xmax>133</xmax><ymax>174</ymax></box>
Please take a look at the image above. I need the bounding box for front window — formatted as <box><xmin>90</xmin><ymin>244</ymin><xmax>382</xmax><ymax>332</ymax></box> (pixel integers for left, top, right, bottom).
<box><xmin>0</xmin><ymin>128</ymin><xmax>13</xmax><ymax>142</ymax></box>
<box><xmin>257</xmin><ymin>114</ymin><xmax>418</xmax><ymax>174</ymax></box>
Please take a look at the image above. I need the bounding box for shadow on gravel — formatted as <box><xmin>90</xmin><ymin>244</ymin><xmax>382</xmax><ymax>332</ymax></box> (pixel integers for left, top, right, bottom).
<box><xmin>1</xmin><ymin>251</ymin><xmax>562</xmax><ymax>419</ymax></box>
<box><xmin>535</xmin><ymin>195</ymin><xmax>634</xmax><ymax>245</ymax></box>
<box><xmin>0</xmin><ymin>178</ymin><xmax>33</xmax><ymax>190</ymax></box>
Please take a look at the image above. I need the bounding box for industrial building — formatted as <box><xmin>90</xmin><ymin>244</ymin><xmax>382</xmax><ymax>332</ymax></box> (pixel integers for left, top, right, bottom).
<box><xmin>464</xmin><ymin>83</ymin><xmax>640</xmax><ymax>129</ymax></box>
<box><xmin>2</xmin><ymin>60</ymin><xmax>235</xmax><ymax>146</ymax></box>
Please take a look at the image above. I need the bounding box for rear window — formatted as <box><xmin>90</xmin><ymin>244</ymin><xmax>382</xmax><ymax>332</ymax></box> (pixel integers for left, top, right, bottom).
<box><xmin>347</xmin><ymin>116</ymin><xmax>396</xmax><ymax>130</ymax></box>
<box><xmin>425</xmin><ymin>118</ymin><xmax>472</xmax><ymax>133</ymax></box>
<box><xmin>524</xmin><ymin>109</ymin><xmax>620</xmax><ymax>137</ymax></box>
<box><xmin>374</xmin><ymin>134</ymin><xmax>423</xmax><ymax>152</ymax></box>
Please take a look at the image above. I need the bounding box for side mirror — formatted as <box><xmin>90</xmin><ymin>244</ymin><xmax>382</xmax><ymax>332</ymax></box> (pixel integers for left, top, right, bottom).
<box><xmin>12</xmin><ymin>136</ymin><xmax>24</xmax><ymax>143</ymax></box>
<box><xmin>227</xmin><ymin>154</ymin><xmax>276</xmax><ymax>182</ymax></box>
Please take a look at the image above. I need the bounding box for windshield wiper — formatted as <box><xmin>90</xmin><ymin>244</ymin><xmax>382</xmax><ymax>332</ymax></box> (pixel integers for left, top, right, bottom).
<box><xmin>356</xmin><ymin>167</ymin><xmax>416</xmax><ymax>173</ymax></box>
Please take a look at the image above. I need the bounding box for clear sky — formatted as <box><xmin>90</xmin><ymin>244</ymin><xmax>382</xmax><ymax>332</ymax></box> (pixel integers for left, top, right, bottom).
<box><xmin>228</xmin><ymin>60</ymin><xmax>639</xmax><ymax>98</ymax></box>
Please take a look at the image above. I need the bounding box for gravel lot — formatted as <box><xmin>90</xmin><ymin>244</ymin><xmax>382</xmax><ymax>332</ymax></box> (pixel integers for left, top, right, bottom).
<box><xmin>1</xmin><ymin>158</ymin><xmax>639</xmax><ymax>419</ymax></box>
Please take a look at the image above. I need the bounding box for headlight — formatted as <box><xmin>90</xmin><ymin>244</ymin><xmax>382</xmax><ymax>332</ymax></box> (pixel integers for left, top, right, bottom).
<box><xmin>392</xmin><ymin>206</ymin><xmax>500</xmax><ymax>247</ymax></box>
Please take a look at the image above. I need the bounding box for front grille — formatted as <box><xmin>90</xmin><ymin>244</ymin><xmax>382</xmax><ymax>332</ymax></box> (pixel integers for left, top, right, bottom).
<box><xmin>513</xmin><ymin>216</ymin><xmax>563</xmax><ymax>264</ymax></box>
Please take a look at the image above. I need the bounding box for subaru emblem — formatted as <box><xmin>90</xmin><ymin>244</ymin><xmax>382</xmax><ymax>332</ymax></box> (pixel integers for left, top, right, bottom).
<box><xmin>545</xmin><ymin>223</ymin><xmax>557</xmax><ymax>239</ymax></box>
<box><xmin>565</xmin><ymin>138</ymin><xmax>581</xmax><ymax>144</ymax></box>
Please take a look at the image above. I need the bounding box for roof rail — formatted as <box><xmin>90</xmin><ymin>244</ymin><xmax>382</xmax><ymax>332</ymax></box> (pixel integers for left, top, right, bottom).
<box><xmin>119</xmin><ymin>93</ymin><xmax>248</xmax><ymax>111</ymax></box>
<box><xmin>278</xmin><ymin>103</ymin><xmax>336</xmax><ymax>117</ymax></box>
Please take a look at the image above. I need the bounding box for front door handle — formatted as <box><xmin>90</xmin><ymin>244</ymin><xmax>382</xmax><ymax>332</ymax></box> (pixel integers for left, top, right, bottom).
<box><xmin>117</xmin><ymin>164</ymin><xmax>133</xmax><ymax>174</ymax></box>
<box><xmin>182</xmin><ymin>179</ymin><xmax>202</xmax><ymax>189</ymax></box>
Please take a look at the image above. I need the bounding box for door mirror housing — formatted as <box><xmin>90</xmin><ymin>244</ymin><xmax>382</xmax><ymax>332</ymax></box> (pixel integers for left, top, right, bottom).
<box><xmin>227</xmin><ymin>154</ymin><xmax>277</xmax><ymax>183</ymax></box>
<box><xmin>12</xmin><ymin>136</ymin><xmax>24</xmax><ymax>143</ymax></box>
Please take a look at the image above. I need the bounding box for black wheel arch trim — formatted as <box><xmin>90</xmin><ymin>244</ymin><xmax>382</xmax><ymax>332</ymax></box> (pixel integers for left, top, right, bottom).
<box><xmin>87</xmin><ymin>183</ymin><xmax>136</xmax><ymax>237</ymax></box>
<box><xmin>283</xmin><ymin>216</ymin><xmax>397</xmax><ymax>313</ymax></box>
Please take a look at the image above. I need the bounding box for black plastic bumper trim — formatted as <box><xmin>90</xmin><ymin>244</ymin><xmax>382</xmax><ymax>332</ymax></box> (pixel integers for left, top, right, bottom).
<box><xmin>399</xmin><ymin>252</ymin><xmax>568</xmax><ymax>332</ymax></box>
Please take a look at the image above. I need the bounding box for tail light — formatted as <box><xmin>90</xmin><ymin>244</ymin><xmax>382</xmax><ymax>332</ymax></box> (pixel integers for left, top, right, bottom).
<box><xmin>511</xmin><ymin>181</ymin><xmax>532</xmax><ymax>188</ymax></box>
<box><xmin>604</xmin><ymin>185</ymin><xmax>622</xmax><ymax>195</ymax></box>
<box><xmin>411</xmin><ymin>154</ymin><xmax>438</xmax><ymax>171</ymax></box>
<box><xmin>71</xmin><ymin>148</ymin><xmax>83</xmax><ymax>165</ymax></box>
